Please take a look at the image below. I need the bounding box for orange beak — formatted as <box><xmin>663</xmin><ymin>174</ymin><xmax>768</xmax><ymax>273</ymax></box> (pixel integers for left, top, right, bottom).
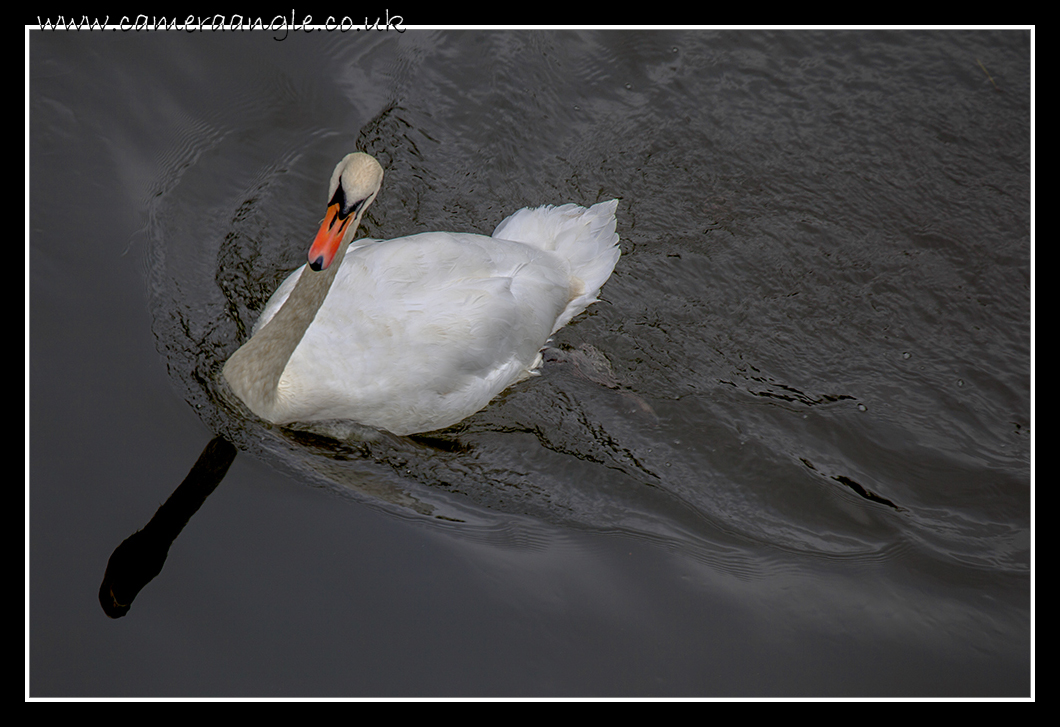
<box><xmin>307</xmin><ymin>202</ymin><xmax>353</xmax><ymax>271</ymax></box>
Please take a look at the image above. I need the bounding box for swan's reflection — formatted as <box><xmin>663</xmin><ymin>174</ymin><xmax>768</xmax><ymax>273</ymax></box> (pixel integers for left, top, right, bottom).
<box><xmin>99</xmin><ymin>437</ymin><xmax>236</xmax><ymax>618</ymax></box>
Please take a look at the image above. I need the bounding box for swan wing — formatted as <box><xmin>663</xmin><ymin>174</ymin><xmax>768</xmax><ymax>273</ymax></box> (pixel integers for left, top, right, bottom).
<box><xmin>267</xmin><ymin>232</ymin><xmax>570</xmax><ymax>432</ymax></box>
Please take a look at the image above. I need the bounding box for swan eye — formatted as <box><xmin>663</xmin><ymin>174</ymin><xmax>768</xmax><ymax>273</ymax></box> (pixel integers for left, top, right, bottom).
<box><xmin>329</xmin><ymin>184</ymin><xmax>368</xmax><ymax>220</ymax></box>
<box><xmin>328</xmin><ymin>185</ymin><xmax>347</xmax><ymax>213</ymax></box>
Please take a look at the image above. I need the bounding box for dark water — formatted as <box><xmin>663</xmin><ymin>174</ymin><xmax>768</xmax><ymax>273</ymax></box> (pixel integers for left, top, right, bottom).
<box><xmin>29</xmin><ymin>28</ymin><xmax>1031</xmax><ymax>697</ymax></box>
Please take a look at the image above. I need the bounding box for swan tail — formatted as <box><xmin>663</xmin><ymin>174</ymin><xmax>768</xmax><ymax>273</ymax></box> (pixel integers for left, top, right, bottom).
<box><xmin>492</xmin><ymin>199</ymin><xmax>620</xmax><ymax>332</ymax></box>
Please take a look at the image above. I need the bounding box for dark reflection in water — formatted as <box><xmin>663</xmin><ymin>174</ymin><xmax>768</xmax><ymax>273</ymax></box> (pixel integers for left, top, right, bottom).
<box><xmin>99</xmin><ymin>438</ymin><xmax>236</xmax><ymax>618</ymax></box>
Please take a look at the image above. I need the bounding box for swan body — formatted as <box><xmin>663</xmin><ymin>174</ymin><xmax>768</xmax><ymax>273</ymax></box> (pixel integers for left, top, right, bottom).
<box><xmin>223</xmin><ymin>153</ymin><xmax>620</xmax><ymax>436</ymax></box>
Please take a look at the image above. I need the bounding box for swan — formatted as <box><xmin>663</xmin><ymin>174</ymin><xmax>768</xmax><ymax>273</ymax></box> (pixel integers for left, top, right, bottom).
<box><xmin>222</xmin><ymin>152</ymin><xmax>620</xmax><ymax>436</ymax></box>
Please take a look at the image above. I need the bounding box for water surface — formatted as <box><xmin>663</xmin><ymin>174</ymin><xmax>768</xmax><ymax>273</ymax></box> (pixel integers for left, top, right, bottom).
<box><xmin>29</xmin><ymin>28</ymin><xmax>1031</xmax><ymax>697</ymax></box>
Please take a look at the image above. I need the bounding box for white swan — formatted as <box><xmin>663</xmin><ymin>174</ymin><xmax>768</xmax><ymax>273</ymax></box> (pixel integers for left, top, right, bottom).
<box><xmin>223</xmin><ymin>152</ymin><xmax>620</xmax><ymax>436</ymax></box>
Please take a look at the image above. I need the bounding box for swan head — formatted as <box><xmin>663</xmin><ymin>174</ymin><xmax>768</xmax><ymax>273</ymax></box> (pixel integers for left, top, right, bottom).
<box><xmin>307</xmin><ymin>152</ymin><xmax>384</xmax><ymax>271</ymax></box>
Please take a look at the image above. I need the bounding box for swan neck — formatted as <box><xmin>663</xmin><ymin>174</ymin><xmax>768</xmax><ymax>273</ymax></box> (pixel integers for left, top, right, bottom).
<box><xmin>222</xmin><ymin>240</ymin><xmax>351</xmax><ymax>421</ymax></box>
